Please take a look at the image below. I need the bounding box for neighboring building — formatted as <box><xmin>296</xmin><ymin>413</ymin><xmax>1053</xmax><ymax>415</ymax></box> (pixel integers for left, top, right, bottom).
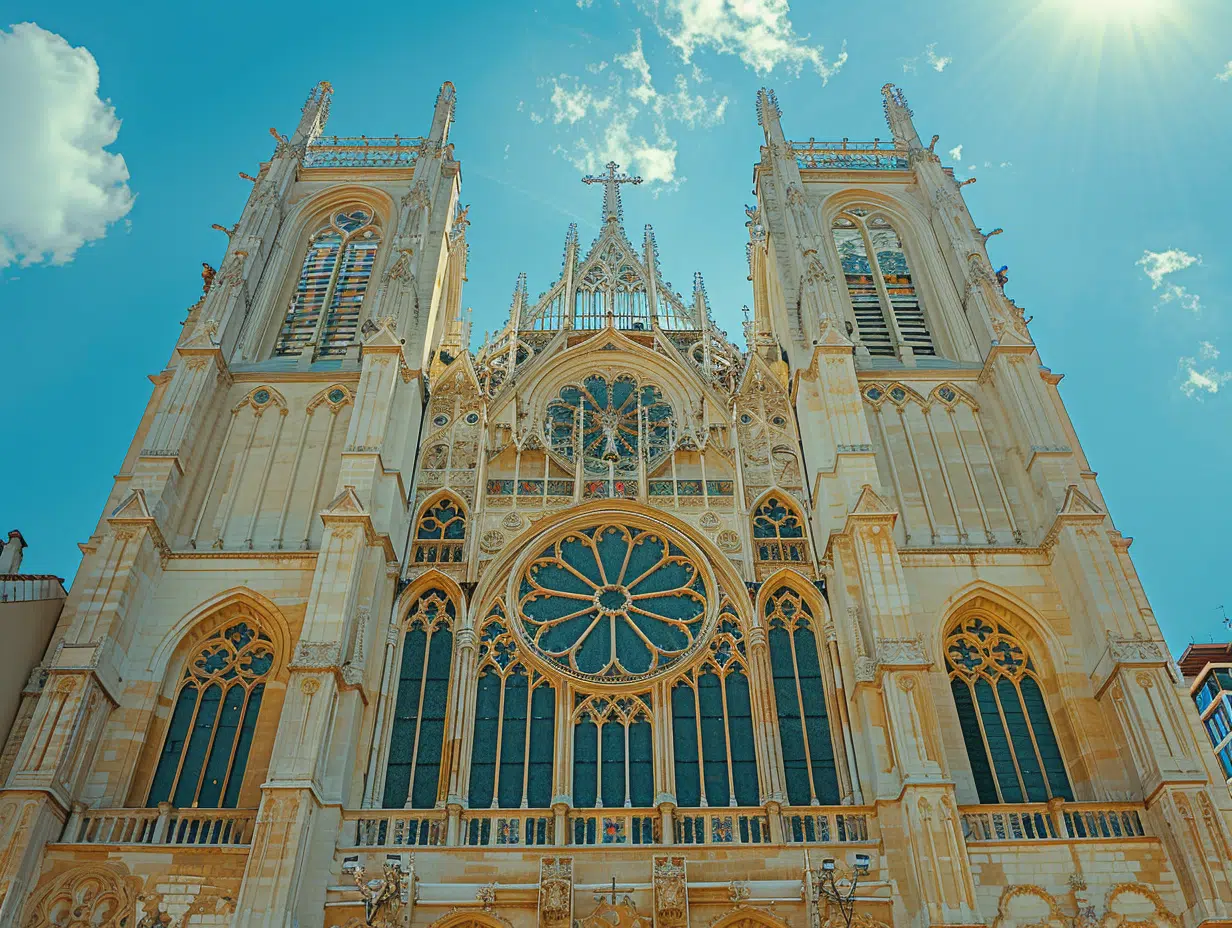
<box><xmin>1</xmin><ymin>80</ymin><xmax>1229</xmax><ymax>928</ymax></box>
<box><xmin>0</xmin><ymin>530</ymin><xmax>65</xmax><ymax>778</ymax></box>
<box><xmin>1179</xmin><ymin>643</ymin><xmax>1232</xmax><ymax>783</ymax></box>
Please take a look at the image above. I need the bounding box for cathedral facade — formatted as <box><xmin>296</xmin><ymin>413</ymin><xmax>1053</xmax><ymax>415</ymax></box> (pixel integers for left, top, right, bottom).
<box><xmin>1</xmin><ymin>80</ymin><xmax>1229</xmax><ymax>928</ymax></box>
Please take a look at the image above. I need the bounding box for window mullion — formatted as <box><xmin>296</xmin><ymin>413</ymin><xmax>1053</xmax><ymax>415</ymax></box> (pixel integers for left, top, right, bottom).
<box><xmin>862</xmin><ymin>223</ymin><xmax>908</xmax><ymax>355</ymax></box>
<box><xmin>308</xmin><ymin>230</ymin><xmax>349</xmax><ymax>354</ymax></box>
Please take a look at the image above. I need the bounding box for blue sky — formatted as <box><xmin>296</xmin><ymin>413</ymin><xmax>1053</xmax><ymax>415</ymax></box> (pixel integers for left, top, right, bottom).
<box><xmin>2</xmin><ymin>0</ymin><xmax>1229</xmax><ymax>654</ymax></box>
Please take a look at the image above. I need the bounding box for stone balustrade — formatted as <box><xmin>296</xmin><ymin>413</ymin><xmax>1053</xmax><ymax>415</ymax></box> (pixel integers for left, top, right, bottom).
<box><xmin>57</xmin><ymin>804</ymin><xmax>256</xmax><ymax>847</ymax></box>
<box><xmin>959</xmin><ymin>801</ymin><xmax>1147</xmax><ymax>843</ymax></box>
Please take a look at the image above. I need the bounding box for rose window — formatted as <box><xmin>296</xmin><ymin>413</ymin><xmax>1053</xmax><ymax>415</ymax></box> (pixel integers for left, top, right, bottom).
<box><xmin>545</xmin><ymin>375</ymin><xmax>674</xmax><ymax>476</ymax></box>
<box><xmin>517</xmin><ymin>522</ymin><xmax>708</xmax><ymax>682</ymax></box>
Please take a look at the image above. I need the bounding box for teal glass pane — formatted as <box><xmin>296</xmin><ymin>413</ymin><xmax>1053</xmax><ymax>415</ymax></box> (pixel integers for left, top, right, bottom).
<box><xmin>629</xmin><ymin>720</ymin><xmax>653</xmax><ymax>807</ymax></box>
<box><xmin>148</xmin><ymin>685</ymin><xmax>199</xmax><ymax>806</ymax></box>
<box><xmin>527</xmin><ymin>685</ymin><xmax>556</xmax><ymax>807</ymax></box>
<box><xmin>671</xmin><ymin>684</ymin><xmax>701</xmax><ymax>806</ymax></box>
<box><xmin>794</xmin><ymin>625</ymin><xmax>839</xmax><ymax>804</ymax></box>
<box><xmin>725</xmin><ymin>671</ymin><xmax>760</xmax><ymax>806</ymax></box>
<box><xmin>172</xmin><ymin>682</ymin><xmax>223</xmax><ymax>807</ymax></box>
<box><xmin>769</xmin><ymin>625</ymin><xmax>810</xmax><ymax>805</ymax></box>
<box><xmin>417</xmin><ymin>500</ymin><xmax>465</xmax><ymax>539</ymax></box>
<box><xmin>222</xmin><ymin>684</ymin><xmax>263</xmax><ymax>808</ymax></box>
<box><xmin>1020</xmin><ymin>676</ymin><xmax>1074</xmax><ymax>800</ymax></box>
<box><xmin>382</xmin><ymin>627</ymin><xmax>428</xmax><ymax>808</ymax></box>
<box><xmin>951</xmin><ymin>679</ymin><xmax>998</xmax><ymax>803</ymax></box>
<box><xmin>698</xmin><ymin>672</ymin><xmax>729</xmax><ymax>807</ymax></box>
<box><xmin>573</xmin><ymin>719</ymin><xmax>598</xmax><ymax>807</ymax></box>
<box><xmin>196</xmin><ymin>685</ymin><xmax>246</xmax><ymax>808</ymax></box>
<box><xmin>498</xmin><ymin>673</ymin><xmax>530</xmax><ymax>808</ymax></box>
<box><xmin>974</xmin><ymin>678</ymin><xmax>1023</xmax><ymax>802</ymax></box>
<box><xmin>601</xmin><ymin>723</ymin><xmax>626</xmax><ymax>807</ymax></box>
<box><xmin>467</xmin><ymin>671</ymin><xmax>501</xmax><ymax>807</ymax></box>
<box><xmin>410</xmin><ymin>628</ymin><xmax>453</xmax><ymax>808</ymax></box>
<box><xmin>997</xmin><ymin>677</ymin><xmax>1048</xmax><ymax>802</ymax></box>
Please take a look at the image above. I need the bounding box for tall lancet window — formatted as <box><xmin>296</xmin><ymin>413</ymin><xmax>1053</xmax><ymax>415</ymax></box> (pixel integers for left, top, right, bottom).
<box><xmin>764</xmin><ymin>587</ymin><xmax>840</xmax><ymax>805</ymax></box>
<box><xmin>147</xmin><ymin>621</ymin><xmax>274</xmax><ymax>809</ymax></box>
<box><xmin>945</xmin><ymin>616</ymin><xmax>1073</xmax><ymax>804</ymax></box>
<box><xmin>467</xmin><ymin>602</ymin><xmax>556</xmax><ymax>813</ymax></box>
<box><xmin>275</xmin><ymin>208</ymin><xmax>380</xmax><ymax>358</ymax></box>
<box><xmin>832</xmin><ymin>209</ymin><xmax>934</xmax><ymax>358</ymax></box>
<box><xmin>383</xmin><ymin>590</ymin><xmax>455</xmax><ymax>809</ymax></box>
<box><xmin>574</xmin><ymin>264</ymin><xmax>609</xmax><ymax>330</ymax></box>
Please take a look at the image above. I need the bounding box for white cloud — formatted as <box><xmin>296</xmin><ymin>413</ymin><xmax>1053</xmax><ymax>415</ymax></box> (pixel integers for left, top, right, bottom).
<box><xmin>900</xmin><ymin>56</ymin><xmax>918</xmax><ymax>74</ymax></box>
<box><xmin>925</xmin><ymin>43</ymin><xmax>952</xmax><ymax>71</ymax></box>
<box><xmin>0</xmin><ymin>22</ymin><xmax>134</xmax><ymax>269</ymax></box>
<box><xmin>1179</xmin><ymin>343</ymin><xmax>1232</xmax><ymax>398</ymax></box>
<box><xmin>646</xmin><ymin>0</ymin><xmax>847</xmax><ymax>83</ymax></box>
<box><xmin>1217</xmin><ymin>61</ymin><xmax>1232</xmax><ymax>81</ymax></box>
<box><xmin>530</xmin><ymin>30</ymin><xmax>728</xmax><ymax>188</ymax></box>
<box><xmin>1138</xmin><ymin>248</ymin><xmax>1199</xmax><ymax>287</ymax></box>
<box><xmin>1138</xmin><ymin>248</ymin><xmax>1203</xmax><ymax>313</ymax></box>
<box><xmin>949</xmin><ymin>144</ymin><xmax>962</xmax><ymax>161</ymax></box>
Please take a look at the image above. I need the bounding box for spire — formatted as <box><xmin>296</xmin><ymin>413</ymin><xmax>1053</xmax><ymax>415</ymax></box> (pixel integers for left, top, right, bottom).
<box><xmin>582</xmin><ymin>161</ymin><xmax>643</xmax><ymax>225</ymax></box>
<box><xmin>756</xmin><ymin>87</ymin><xmax>785</xmax><ymax>144</ymax></box>
<box><xmin>563</xmin><ymin>223</ymin><xmax>579</xmax><ymax>271</ymax></box>
<box><xmin>693</xmin><ymin>272</ymin><xmax>711</xmax><ymax>326</ymax></box>
<box><xmin>643</xmin><ymin>225</ymin><xmax>662</xmax><ymax>275</ymax></box>
<box><xmin>881</xmin><ymin>83</ymin><xmax>922</xmax><ymax>151</ymax></box>
<box><xmin>292</xmin><ymin>80</ymin><xmax>332</xmax><ymax>144</ymax></box>
<box><xmin>430</xmin><ymin>81</ymin><xmax>457</xmax><ymax>143</ymax></box>
<box><xmin>507</xmin><ymin>273</ymin><xmax>527</xmax><ymax>368</ymax></box>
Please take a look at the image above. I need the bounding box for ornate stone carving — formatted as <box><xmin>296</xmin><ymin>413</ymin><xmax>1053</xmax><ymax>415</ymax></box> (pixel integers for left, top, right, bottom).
<box><xmin>479</xmin><ymin>530</ymin><xmax>505</xmax><ymax>554</ymax></box>
<box><xmin>21</xmin><ymin>863</ymin><xmax>141</xmax><ymax>928</ymax></box>
<box><xmin>292</xmin><ymin>641</ymin><xmax>343</xmax><ymax>670</ymax></box>
<box><xmin>475</xmin><ymin>884</ymin><xmax>496</xmax><ymax>912</ymax></box>
<box><xmin>699</xmin><ymin>511</ymin><xmax>721</xmax><ymax>531</ymax></box>
<box><xmin>874</xmin><ymin>634</ymin><xmax>931</xmax><ymax>668</ymax></box>
<box><xmin>537</xmin><ymin>857</ymin><xmax>573</xmax><ymax>928</ymax></box>
<box><xmin>727</xmin><ymin>881</ymin><xmax>751</xmax><ymax>903</ymax></box>
<box><xmin>653</xmin><ymin>856</ymin><xmax>688</xmax><ymax>928</ymax></box>
<box><xmin>716</xmin><ymin>530</ymin><xmax>741</xmax><ymax>552</ymax></box>
<box><xmin>576</xmin><ymin>893</ymin><xmax>651</xmax><ymax>928</ymax></box>
<box><xmin>1106</xmin><ymin>632</ymin><xmax>1167</xmax><ymax>665</ymax></box>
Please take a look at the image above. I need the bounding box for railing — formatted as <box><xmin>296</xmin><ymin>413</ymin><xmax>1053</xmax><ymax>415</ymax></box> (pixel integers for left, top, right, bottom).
<box><xmin>674</xmin><ymin>808</ymin><xmax>771</xmax><ymax>845</ymax></box>
<box><xmin>0</xmin><ymin>574</ymin><xmax>66</xmax><ymax>603</ymax></box>
<box><xmin>302</xmin><ymin>136</ymin><xmax>424</xmax><ymax>169</ymax></box>
<box><xmin>460</xmin><ymin>809</ymin><xmax>555</xmax><ymax>847</ymax></box>
<box><xmin>61</xmin><ymin>807</ymin><xmax>255</xmax><ymax>846</ymax></box>
<box><xmin>790</xmin><ymin>139</ymin><xmax>908</xmax><ymax>171</ymax></box>
<box><xmin>782</xmin><ymin>809</ymin><xmax>874</xmax><ymax>844</ymax></box>
<box><xmin>350</xmin><ymin>810</ymin><xmax>448</xmax><ymax>848</ymax></box>
<box><xmin>570</xmin><ymin>810</ymin><xmax>660</xmax><ymax>845</ymax></box>
<box><xmin>960</xmin><ymin>802</ymin><xmax>1148</xmax><ymax>843</ymax></box>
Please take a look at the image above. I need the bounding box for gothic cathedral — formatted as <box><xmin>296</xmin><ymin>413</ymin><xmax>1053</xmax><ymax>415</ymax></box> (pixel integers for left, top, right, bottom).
<box><xmin>2</xmin><ymin>80</ymin><xmax>1229</xmax><ymax>928</ymax></box>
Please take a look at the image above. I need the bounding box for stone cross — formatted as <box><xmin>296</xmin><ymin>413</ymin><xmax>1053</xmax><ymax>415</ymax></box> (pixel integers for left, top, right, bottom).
<box><xmin>583</xmin><ymin>161</ymin><xmax>643</xmax><ymax>224</ymax></box>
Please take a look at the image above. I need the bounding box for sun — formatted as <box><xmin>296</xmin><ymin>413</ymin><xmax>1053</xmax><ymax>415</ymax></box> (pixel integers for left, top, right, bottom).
<box><xmin>1056</xmin><ymin>0</ymin><xmax>1170</xmax><ymax>25</ymax></box>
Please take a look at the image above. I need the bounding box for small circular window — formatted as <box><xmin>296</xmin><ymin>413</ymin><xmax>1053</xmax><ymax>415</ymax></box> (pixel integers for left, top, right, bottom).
<box><xmin>432</xmin><ymin>414</ymin><xmax>450</xmax><ymax>428</ymax></box>
<box><xmin>771</xmin><ymin>415</ymin><xmax>787</xmax><ymax>427</ymax></box>
<box><xmin>253</xmin><ymin>389</ymin><xmax>271</xmax><ymax>405</ymax></box>
<box><xmin>465</xmin><ymin>411</ymin><xmax>480</xmax><ymax>425</ymax></box>
<box><xmin>328</xmin><ymin>388</ymin><xmax>346</xmax><ymax>404</ymax></box>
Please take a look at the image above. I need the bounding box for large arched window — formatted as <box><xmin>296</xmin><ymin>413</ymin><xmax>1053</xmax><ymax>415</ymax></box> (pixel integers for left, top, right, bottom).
<box><xmin>764</xmin><ymin>587</ymin><xmax>840</xmax><ymax>805</ymax></box>
<box><xmin>274</xmin><ymin>208</ymin><xmax>380</xmax><ymax>359</ymax></box>
<box><xmin>945</xmin><ymin>615</ymin><xmax>1073</xmax><ymax>804</ymax></box>
<box><xmin>411</xmin><ymin>495</ymin><xmax>466</xmax><ymax>564</ymax></box>
<box><xmin>832</xmin><ymin>208</ymin><xmax>933</xmax><ymax>359</ymax></box>
<box><xmin>383</xmin><ymin>590</ymin><xmax>455</xmax><ymax>808</ymax></box>
<box><xmin>468</xmin><ymin>602</ymin><xmax>556</xmax><ymax>811</ymax></box>
<box><xmin>752</xmin><ymin>496</ymin><xmax>807</xmax><ymax>565</ymax></box>
<box><xmin>147</xmin><ymin>621</ymin><xmax>274</xmax><ymax>809</ymax></box>
<box><xmin>671</xmin><ymin>600</ymin><xmax>759</xmax><ymax>808</ymax></box>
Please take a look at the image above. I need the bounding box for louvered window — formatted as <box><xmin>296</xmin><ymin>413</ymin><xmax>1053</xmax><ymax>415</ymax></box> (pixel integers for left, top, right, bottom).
<box><xmin>832</xmin><ymin>209</ymin><xmax>934</xmax><ymax>358</ymax></box>
<box><xmin>274</xmin><ymin>208</ymin><xmax>380</xmax><ymax>358</ymax></box>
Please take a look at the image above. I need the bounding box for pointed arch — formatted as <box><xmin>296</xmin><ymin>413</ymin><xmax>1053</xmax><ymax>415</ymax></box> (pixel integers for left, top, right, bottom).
<box><xmin>750</xmin><ymin>491</ymin><xmax>809</xmax><ymax>567</ymax></box>
<box><xmin>141</xmin><ymin>594</ymin><xmax>289</xmax><ymax>810</ymax></box>
<box><xmin>758</xmin><ymin>578</ymin><xmax>841</xmax><ymax>805</ymax></box>
<box><xmin>411</xmin><ymin>490</ymin><xmax>468</xmax><ymax>565</ymax></box>
<box><xmin>940</xmin><ymin>588</ymin><xmax>1076</xmax><ymax>804</ymax></box>
<box><xmin>383</xmin><ymin>584</ymin><xmax>459</xmax><ymax>809</ymax></box>
<box><xmin>708</xmin><ymin>908</ymin><xmax>794</xmax><ymax>928</ymax></box>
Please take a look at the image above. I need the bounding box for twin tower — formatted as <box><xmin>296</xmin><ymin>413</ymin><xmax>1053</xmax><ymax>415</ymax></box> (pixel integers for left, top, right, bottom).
<box><xmin>0</xmin><ymin>80</ymin><xmax>1228</xmax><ymax>928</ymax></box>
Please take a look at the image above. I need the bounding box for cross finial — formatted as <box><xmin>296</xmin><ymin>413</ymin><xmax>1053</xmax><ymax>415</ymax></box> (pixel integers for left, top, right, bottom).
<box><xmin>583</xmin><ymin>161</ymin><xmax>643</xmax><ymax>225</ymax></box>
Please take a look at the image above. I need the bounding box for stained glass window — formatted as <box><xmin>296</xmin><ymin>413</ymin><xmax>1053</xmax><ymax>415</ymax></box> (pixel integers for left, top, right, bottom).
<box><xmin>945</xmin><ymin>616</ymin><xmax>1073</xmax><ymax>804</ymax></box>
<box><xmin>518</xmin><ymin>522</ymin><xmax>707</xmax><ymax>683</ymax></box>
<box><xmin>764</xmin><ymin>588</ymin><xmax>840</xmax><ymax>805</ymax></box>
<box><xmin>544</xmin><ymin>375</ymin><xmax>674</xmax><ymax>498</ymax></box>
<box><xmin>412</xmin><ymin>496</ymin><xmax>466</xmax><ymax>564</ymax></box>
<box><xmin>671</xmin><ymin>601</ymin><xmax>759</xmax><ymax>807</ymax></box>
<box><xmin>752</xmin><ymin>496</ymin><xmax>807</xmax><ymax>564</ymax></box>
<box><xmin>383</xmin><ymin>591</ymin><xmax>455</xmax><ymax>808</ymax></box>
<box><xmin>831</xmin><ymin>211</ymin><xmax>934</xmax><ymax>358</ymax></box>
<box><xmin>148</xmin><ymin>620</ymin><xmax>274</xmax><ymax>809</ymax></box>
<box><xmin>274</xmin><ymin>208</ymin><xmax>380</xmax><ymax>359</ymax></box>
<box><xmin>467</xmin><ymin>603</ymin><xmax>556</xmax><ymax>810</ymax></box>
<box><xmin>573</xmin><ymin>694</ymin><xmax>653</xmax><ymax>808</ymax></box>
